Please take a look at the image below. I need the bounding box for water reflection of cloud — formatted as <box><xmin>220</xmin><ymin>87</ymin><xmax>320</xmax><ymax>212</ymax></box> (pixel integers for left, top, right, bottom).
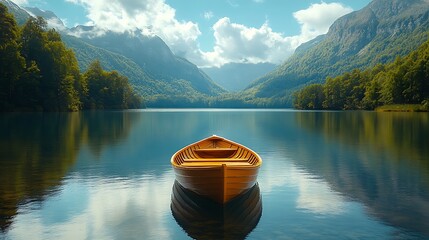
<box><xmin>295</xmin><ymin>172</ymin><xmax>346</xmax><ymax>215</ymax></box>
<box><xmin>257</xmin><ymin>152</ymin><xmax>291</xmax><ymax>193</ymax></box>
<box><xmin>258</xmin><ymin>152</ymin><xmax>346</xmax><ymax>215</ymax></box>
<box><xmin>8</xmin><ymin>171</ymin><xmax>179</xmax><ymax>240</ymax></box>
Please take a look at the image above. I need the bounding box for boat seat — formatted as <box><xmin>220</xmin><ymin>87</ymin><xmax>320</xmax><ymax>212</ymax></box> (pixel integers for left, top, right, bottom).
<box><xmin>180</xmin><ymin>162</ymin><xmax>252</xmax><ymax>167</ymax></box>
<box><xmin>193</xmin><ymin>148</ymin><xmax>240</xmax><ymax>158</ymax></box>
<box><xmin>183</xmin><ymin>158</ymin><xmax>249</xmax><ymax>162</ymax></box>
<box><xmin>194</xmin><ymin>148</ymin><xmax>238</xmax><ymax>152</ymax></box>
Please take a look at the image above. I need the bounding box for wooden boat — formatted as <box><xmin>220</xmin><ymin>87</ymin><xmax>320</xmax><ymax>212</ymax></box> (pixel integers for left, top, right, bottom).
<box><xmin>171</xmin><ymin>180</ymin><xmax>262</xmax><ymax>239</ymax></box>
<box><xmin>171</xmin><ymin>135</ymin><xmax>262</xmax><ymax>203</ymax></box>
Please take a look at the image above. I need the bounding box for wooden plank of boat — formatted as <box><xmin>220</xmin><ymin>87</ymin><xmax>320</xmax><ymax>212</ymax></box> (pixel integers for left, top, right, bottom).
<box><xmin>171</xmin><ymin>135</ymin><xmax>262</xmax><ymax>204</ymax></box>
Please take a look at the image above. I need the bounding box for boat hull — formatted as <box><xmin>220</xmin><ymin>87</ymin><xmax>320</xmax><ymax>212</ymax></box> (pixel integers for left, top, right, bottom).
<box><xmin>173</xmin><ymin>164</ymin><xmax>259</xmax><ymax>203</ymax></box>
<box><xmin>171</xmin><ymin>135</ymin><xmax>262</xmax><ymax>203</ymax></box>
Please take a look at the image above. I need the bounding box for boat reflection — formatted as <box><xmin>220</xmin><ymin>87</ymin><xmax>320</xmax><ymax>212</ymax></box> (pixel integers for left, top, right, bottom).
<box><xmin>171</xmin><ymin>181</ymin><xmax>262</xmax><ymax>240</ymax></box>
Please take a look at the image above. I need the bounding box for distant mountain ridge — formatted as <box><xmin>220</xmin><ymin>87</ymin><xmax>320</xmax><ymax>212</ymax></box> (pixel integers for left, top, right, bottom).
<box><xmin>245</xmin><ymin>0</ymin><xmax>429</xmax><ymax>107</ymax></box>
<box><xmin>1</xmin><ymin>0</ymin><xmax>225</xmax><ymax>106</ymax></box>
<box><xmin>203</xmin><ymin>62</ymin><xmax>276</xmax><ymax>92</ymax></box>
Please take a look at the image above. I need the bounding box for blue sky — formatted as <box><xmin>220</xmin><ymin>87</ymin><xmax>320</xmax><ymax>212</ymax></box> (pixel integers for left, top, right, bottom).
<box><xmin>12</xmin><ymin>0</ymin><xmax>372</xmax><ymax>67</ymax></box>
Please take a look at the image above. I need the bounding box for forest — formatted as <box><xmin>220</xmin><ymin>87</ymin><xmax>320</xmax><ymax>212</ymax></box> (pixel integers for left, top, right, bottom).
<box><xmin>0</xmin><ymin>4</ymin><xmax>142</xmax><ymax>112</ymax></box>
<box><xmin>293</xmin><ymin>35</ymin><xmax>429</xmax><ymax>111</ymax></box>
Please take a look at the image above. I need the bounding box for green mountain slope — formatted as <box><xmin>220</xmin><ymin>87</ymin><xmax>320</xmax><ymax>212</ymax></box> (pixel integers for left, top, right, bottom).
<box><xmin>72</xmin><ymin>29</ymin><xmax>225</xmax><ymax>97</ymax></box>
<box><xmin>245</xmin><ymin>0</ymin><xmax>429</xmax><ymax>107</ymax></box>
<box><xmin>1</xmin><ymin>0</ymin><xmax>225</xmax><ymax>107</ymax></box>
<box><xmin>294</xmin><ymin>35</ymin><xmax>429</xmax><ymax>110</ymax></box>
<box><xmin>61</xmin><ymin>35</ymin><xmax>166</xmax><ymax>97</ymax></box>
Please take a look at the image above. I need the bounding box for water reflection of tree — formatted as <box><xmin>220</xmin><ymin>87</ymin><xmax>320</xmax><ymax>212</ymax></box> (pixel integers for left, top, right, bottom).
<box><xmin>297</xmin><ymin>112</ymin><xmax>429</xmax><ymax>166</ymax></box>
<box><xmin>295</xmin><ymin>111</ymin><xmax>429</xmax><ymax>236</ymax></box>
<box><xmin>81</xmin><ymin>111</ymin><xmax>140</xmax><ymax>157</ymax></box>
<box><xmin>0</xmin><ymin>112</ymin><xmax>139</xmax><ymax>232</ymax></box>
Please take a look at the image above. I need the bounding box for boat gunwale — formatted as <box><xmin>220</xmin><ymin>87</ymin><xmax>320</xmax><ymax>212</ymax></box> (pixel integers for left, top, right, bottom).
<box><xmin>171</xmin><ymin>135</ymin><xmax>262</xmax><ymax>169</ymax></box>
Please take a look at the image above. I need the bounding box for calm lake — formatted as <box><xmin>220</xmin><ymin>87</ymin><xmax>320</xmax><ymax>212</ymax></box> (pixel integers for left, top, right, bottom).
<box><xmin>1</xmin><ymin>109</ymin><xmax>428</xmax><ymax>239</ymax></box>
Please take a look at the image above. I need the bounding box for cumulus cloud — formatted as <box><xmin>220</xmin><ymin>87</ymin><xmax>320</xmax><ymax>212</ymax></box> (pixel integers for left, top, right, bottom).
<box><xmin>62</xmin><ymin>0</ymin><xmax>353</xmax><ymax>67</ymax></box>
<box><xmin>194</xmin><ymin>2</ymin><xmax>353</xmax><ymax>67</ymax></box>
<box><xmin>195</xmin><ymin>18</ymin><xmax>299</xmax><ymax>67</ymax></box>
<box><xmin>65</xmin><ymin>0</ymin><xmax>201</xmax><ymax>55</ymax></box>
<box><xmin>293</xmin><ymin>2</ymin><xmax>353</xmax><ymax>41</ymax></box>
<box><xmin>202</xmin><ymin>2</ymin><xmax>352</xmax><ymax>67</ymax></box>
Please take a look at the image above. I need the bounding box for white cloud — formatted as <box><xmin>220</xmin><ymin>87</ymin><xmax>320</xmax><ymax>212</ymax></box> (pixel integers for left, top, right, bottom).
<box><xmin>65</xmin><ymin>0</ymin><xmax>201</xmax><ymax>56</ymax></box>
<box><xmin>45</xmin><ymin>17</ymin><xmax>68</xmax><ymax>31</ymax></box>
<box><xmin>203</xmin><ymin>11</ymin><xmax>214</xmax><ymax>20</ymax></box>
<box><xmin>195</xmin><ymin>17</ymin><xmax>299</xmax><ymax>67</ymax></box>
<box><xmin>63</xmin><ymin>0</ymin><xmax>353</xmax><ymax>67</ymax></box>
<box><xmin>293</xmin><ymin>2</ymin><xmax>353</xmax><ymax>40</ymax></box>
<box><xmin>195</xmin><ymin>2</ymin><xmax>353</xmax><ymax>67</ymax></box>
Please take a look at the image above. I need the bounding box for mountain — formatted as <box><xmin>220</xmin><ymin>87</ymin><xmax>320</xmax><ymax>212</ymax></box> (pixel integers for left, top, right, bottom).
<box><xmin>69</xmin><ymin>28</ymin><xmax>224</xmax><ymax>97</ymax></box>
<box><xmin>1</xmin><ymin>0</ymin><xmax>225</xmax><ymax>107</ymax></box>
<box><xmin>245</xmin><ymin>0</ymin><xmax>429</xmax><ymax>107</ymax></box>
<box><xmin>0</xmin><ymin>0</ymin><xmax>27</xmax><ymax>24</ymax></box>
<box><xmin>60</xmin><ymin>34</ymin><xmax>164</xmax><ymax>95</ymax></box>
<box><xmin>23</xmin><ymin>7</ymin><xmax>60</xmax><ymax>22</ymax></box>
<box><xmin>203</xmin><ymin>62</ymin><xmax>276</xmax><ymax>92</ymax></box>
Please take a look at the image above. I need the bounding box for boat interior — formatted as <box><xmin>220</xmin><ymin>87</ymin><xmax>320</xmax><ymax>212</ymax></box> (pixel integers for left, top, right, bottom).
<box><xmin>173</xmin><ymin>137</ymin><xmax>260</xmax><ymax>167</ymax></box>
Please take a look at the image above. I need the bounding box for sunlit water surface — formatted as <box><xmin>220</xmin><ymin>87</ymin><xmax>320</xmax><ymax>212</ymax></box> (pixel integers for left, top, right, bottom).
<box><xmin>1</xmin><ymin>109</ymin><xmax>428</xmax><ymax>239</ymax></box>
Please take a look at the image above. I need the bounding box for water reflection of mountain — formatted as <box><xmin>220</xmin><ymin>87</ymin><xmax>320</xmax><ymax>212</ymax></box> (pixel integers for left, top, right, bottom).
<box><xmin>254</xmin><ymin>111</ymin><xmax>429</xmax><ymax>236</ymax></box>
<box><xmin>0</xmin><ymin>112</ymin><xmax>139</xmax><ymax>232</ymax></box>
<box><xmin>171</xmin><ymin>181</ymin><xmax>262</xmax><ymax>240</ymax></box>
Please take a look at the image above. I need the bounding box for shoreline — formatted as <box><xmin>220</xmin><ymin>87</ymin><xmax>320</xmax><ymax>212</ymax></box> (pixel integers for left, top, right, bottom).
<box><xmin>375</xmin><ymin>104</ymin><xmax>428</xmax><ymax>112</ymax></box>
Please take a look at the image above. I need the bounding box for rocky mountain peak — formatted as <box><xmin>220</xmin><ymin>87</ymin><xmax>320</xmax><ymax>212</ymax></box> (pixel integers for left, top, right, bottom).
<box><xmin>368</xmin><ymin>0</ymin><xmax>425</xmax><ymax>19</ymax></box>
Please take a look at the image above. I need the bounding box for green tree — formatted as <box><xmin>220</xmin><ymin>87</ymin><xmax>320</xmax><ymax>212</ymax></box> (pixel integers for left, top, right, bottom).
<box><xmin>44</xmin><ymin>31</ymin><xmax>82</xmax><ymax>111</ymax></box>
<box><xmin>343</xmin><ymin>69</ymin><xmax>367</xmax><ymax>110</ymax></box>
<box><xmin>323</xmin><ymin>76</ymin><xmax>344</xmax><ymax>109</ymax></box>
<box><xmin>20</xmin><ymin>17</ymin><xmax>46</xmax><ymax>65</ymax></box>
<box><xmin>379</xmin><ymin>58</ymin><xmax>407</xmax><ymax>105</ymax></box>
<box><xmin>19</xmin><ymin>17</ymin><xmax>48</xmax><ymax>109</ymax></box>
<box><xmin>16</xmin><ymin>61</ymin><xmax>42</xmax><ymax>110</ymax></box>
<box><xmin>294</xmin><ymin>84</ymin><xmax>325</xmax><ymax>109</ymax></box>
<box><xmin>0</xmin><ymin>4</ymin><xmax>25</xmax><ymax>110</ymax></box>
<box><xmin>362</xmin><ymin>72</ymin><xmax>383</xmax><ymax>109</ymax></box>
<box><xmin>20</xmin><ymin>18</ymin><xmax>83</xmax><ymax>111</ymax></box>
<box><xmin>84</xmin><ymin>60</ymin><xmax>104</xmax><ymax>109</ymax></box>
<box><xmin>84</xmin><ymin>60</ymin><xmax>142</xmax><ymax>109</ymax></box>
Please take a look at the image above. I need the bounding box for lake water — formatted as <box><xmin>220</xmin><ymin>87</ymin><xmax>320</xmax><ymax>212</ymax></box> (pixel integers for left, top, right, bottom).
<box><xmin>0</xmin><ymin>109</ymin><xmax>428</xmax><ymax>239</ymax></box>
